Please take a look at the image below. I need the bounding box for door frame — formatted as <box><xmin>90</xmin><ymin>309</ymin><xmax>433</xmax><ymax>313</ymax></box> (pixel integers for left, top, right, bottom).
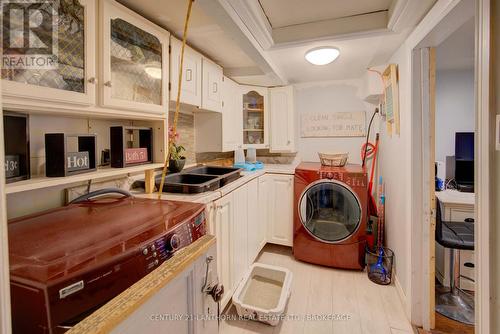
<box><xmin>409</xmin><ymin>0</ymin><xmax>491</xmax><ymax>332</ymax></box>
<box><xmin>0</xmin><ymin>78</ymin><xmax>12</xmax><ymax>333</ymax></box>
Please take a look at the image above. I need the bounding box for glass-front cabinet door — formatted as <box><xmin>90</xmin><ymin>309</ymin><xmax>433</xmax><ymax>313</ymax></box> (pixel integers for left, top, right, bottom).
<box><xmin>241</xmin><ymin>85</ymin><xmax>268</xmax><ymax>148</ymax></box>
<box><xmin>1</xmin><ymin>0</ymin><xmax>96</xmax><ymax>105</ymax></box>
<box><xmin>299</xmin><ymin>181</ymin><xmax>361</xmax><ymax>243</ymax></box>
<box><xmin>100</xmin><ymin>0</ymin><xmax>169</xmax><ymax>114</ymax></box>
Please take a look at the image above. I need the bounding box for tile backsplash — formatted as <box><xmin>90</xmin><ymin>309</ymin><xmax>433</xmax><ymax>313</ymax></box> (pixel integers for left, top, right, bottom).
<box><xmin>168</xmin><ymin>112</ymin><xmax>196</xmax><ymax>163</ymax></box>
<box><xmin>169</xmin><ymin>111</ymin><xmax>297</xmax><ymax>165</ymax></box>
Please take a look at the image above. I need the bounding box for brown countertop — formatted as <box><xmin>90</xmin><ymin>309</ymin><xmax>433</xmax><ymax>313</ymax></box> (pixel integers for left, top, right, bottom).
<box><xmin>68</xmin><ymin>235</ymin><xmax>216</xmax><ymax>334</ymax></box>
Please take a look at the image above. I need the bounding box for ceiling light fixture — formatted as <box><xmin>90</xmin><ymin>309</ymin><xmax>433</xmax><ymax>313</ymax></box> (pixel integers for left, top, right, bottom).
<box><xmin>305</xmin><ymin>47</ymin><xmax>340</xmax><ymax>65</ymax></box>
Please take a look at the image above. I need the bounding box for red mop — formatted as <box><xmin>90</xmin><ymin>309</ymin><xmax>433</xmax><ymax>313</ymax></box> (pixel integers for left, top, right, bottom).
<box><xmin>368</xmin><ymin>134</ymin><xmax>379</xmax><ymax>216</ymax></box>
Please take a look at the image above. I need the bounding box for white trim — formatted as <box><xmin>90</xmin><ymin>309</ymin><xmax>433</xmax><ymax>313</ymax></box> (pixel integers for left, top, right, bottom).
<box><xmin>407</xmin><ymin>0</ymin><xmax>491</xmax><ymax>331</ymax></box>
<box><xmin>394</xmin><ymin>273</ymin><xmax>411</xmax><ymax>320</ymax></box>
<box><xmin>99</xmin><ymin>0</ymin><xmax>169</xmax><ymax>114</ymax></box>
<box><xmin>388</xmin><ymin>0</ymin><xmax>410</xmax><ymax>32</ymax></box>
<box><xmin>224</xmin><ymin>0</ymin><xmax>274</xmax><ymax>50</ymax></box>
<box><xmin>419</xmin><ymin>47</ymin><xmax>433</xmax><ymax>331</ymax></box>
<box><xmin>474</xmin><ymin>0</ymin><xmax>491</xmax><ymax>333</ymax></box>
<box><xmin>0</xmin><ymin>80</ymin><xmax>12</xmax><ymax>334</ymax></box>
<box><xmin>2</xmin><ymin>0</ymin><xmax>97</xmax><ymax>106</ymax></box>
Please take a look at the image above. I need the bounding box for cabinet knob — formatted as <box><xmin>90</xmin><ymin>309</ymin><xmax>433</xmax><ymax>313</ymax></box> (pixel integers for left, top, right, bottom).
<box><xmin>104</xmin><ymin>81</ymin><xmax>112</xmax><ymax>87</ymax></box>
<box><xmin>213</xmin><ymin>82</ymin><xmax>218</xmax><ymax>93</ymax></box>
<box><xmin>87</xmin><ymin>77</ymin><xmax>97</xmax><ymax>84</ymax></box>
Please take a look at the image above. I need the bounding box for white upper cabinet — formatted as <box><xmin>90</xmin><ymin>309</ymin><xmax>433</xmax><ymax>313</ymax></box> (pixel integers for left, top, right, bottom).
<box><xmin>269</xmin><ymin>86</ymin><xmax>296</xmax><ymax>153</ymax></box>
<box><xmin>2</xmin><ymin>0</ymin><xmax>96</xmax><ymax>106</ymax></box>
<box><xmin>222</xmin><ymin>77</ymin><xmax>243</xmax><ymax>150</ymax></box>
<box><xmin>201</xmin><ymin>58</ymin><xmax>222</xmax><ymax>112</ymax></box>
<box><xmin>169</xmin><ymin>37</ymin><xmax>202</xmax><ymax>107</ymax></box>
<box><xmin>194</xmin><ymin>76</ymin><xmax>242</xmax><ymax>152</ymax></box>
<box><xmin>99</xmin><ymin>0</ymin><xmax>169</xmax><ymax>114</ymax></box>
<box><xmin>241</xmin><ymin>85</ymin><xmax>269</xmax><ymax>149</ymax></box>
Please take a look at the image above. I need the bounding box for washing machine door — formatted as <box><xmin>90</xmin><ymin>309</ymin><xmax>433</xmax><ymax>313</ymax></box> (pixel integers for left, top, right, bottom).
<box><xmin>299</xmin><ymin>180</ymin><xmax>361</xmax><ymax>243</ymax></box>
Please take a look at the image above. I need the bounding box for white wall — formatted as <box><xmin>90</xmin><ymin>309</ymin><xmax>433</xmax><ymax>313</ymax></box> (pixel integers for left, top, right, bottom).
<box><xmin>435</xmin><ymin>69</ymin><xmax>475</xmax><ymax>163</ymax></box>
<box><xmin>295</xmin><ymin>79</ymin><xmax>377</xmax><ymax>164</ymax></box>
<box><xmin>377</xmin><ymin>45</ymin><xmax>413</xmax><ymax>317</ymax></box>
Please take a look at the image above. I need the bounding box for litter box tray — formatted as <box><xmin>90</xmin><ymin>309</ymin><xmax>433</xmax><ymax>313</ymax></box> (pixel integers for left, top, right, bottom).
<box><xmin>232</xmin><ymin>263</ymin><xmax>293</xmax><ymax>326</ymax></box>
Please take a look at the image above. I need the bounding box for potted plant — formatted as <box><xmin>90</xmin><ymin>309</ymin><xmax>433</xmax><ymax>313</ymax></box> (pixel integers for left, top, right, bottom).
<box><xmin>168</xmin><ymin>127</ymin><xmax>186</xmax><ymax>173</ymax></box>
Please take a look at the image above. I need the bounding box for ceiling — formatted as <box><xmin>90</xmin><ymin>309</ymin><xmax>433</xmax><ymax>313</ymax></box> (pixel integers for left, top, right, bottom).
<box><xmin>117</xmin><ymin>0</ymin><xmax>257</xmax><ymax>69</ymax></box>
<box><xmin>436</xmin><ymin>18</ymin><xmax>475</xmax><ymax>71</ymax></box>
<box><xmin>258</xmin><ymin>0</ymin><xmax>392</xmax><ymax>29</ymax></box>
<box><xmin>266</xmin><ymin>28</ymin><xmax>412</xmax><ymax>83</ymax></box>
<box><xmin>118</xmin><ymin>0</ymin><xmax>437</xmax><ymax>85</ymax></box>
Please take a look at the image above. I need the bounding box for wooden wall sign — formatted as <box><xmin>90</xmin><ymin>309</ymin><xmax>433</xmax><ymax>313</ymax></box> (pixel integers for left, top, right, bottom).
<box><xmin>124</xmin><ymin>148</ymin><xmax>148</xmax><ymax>164</ymax></box>
<box><xmin>66</xmin><ymin>152</ymin><xmax>90</xmax><ymax>172</ymax></box>
<box><xmin>5</xmin><ymin>155</ymin><xmax>20</xmax><ymax>178</ymax></box>
<box><xmin>300</xmin><ymin>111</ymin><xmax>366</xmax><ymax>138</ymax></box>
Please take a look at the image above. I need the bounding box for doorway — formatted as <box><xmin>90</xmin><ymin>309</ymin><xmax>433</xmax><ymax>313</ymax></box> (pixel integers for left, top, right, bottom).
<box><xmin>411</xmin><ymin>0</ymin><xmax>490</xmax><ymax>333</ymax></box>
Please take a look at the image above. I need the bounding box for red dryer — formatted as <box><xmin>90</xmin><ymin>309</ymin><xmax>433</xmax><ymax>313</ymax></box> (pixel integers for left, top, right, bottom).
<box><xmin>293</xmin><ymin>162</ymin><xmax>368</xmax><ymax>270</ymax></box>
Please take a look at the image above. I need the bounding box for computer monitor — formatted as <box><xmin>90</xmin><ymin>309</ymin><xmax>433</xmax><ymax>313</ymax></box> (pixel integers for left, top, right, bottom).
<box><xmin>455</xmin><ymin>132</ymin><xmax>474</xmax><ymax>189</ymax></box>
<box><xmin>455</xmin><ymin>132</ymin><xmax>474</xmax><ymax>160</ymax></box>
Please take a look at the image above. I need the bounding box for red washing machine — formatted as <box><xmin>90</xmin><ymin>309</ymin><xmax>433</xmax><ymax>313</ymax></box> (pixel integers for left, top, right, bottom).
<box><xmin>293</xmin><ymin>162</ymin><xmax>368</xmax><ymax>270</ymax></box>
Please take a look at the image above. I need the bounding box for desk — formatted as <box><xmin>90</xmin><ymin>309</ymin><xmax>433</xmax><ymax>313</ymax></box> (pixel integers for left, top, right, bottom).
<box><xmin>435</xmin><ymin>190</ymin><xmax>475</xmax><ymax>291</ymax></box>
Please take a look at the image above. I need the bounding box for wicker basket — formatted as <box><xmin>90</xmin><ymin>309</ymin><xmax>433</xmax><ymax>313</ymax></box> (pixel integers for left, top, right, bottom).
<box><xmin>318</xmin><ymin>152</ymin><xmax>348</xmax><ymax>167</ymax></box>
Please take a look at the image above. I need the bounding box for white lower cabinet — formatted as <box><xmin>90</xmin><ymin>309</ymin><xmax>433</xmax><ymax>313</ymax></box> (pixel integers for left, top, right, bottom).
<box><xmin>214</xmin><ymin>193</ymin><xmax>234</xmax><ymax>308</ymax></box>
<box><xmin>112</xmin><ymin>244</ymin><xmax>218</xmax><ymax>334</ymax></box>
<box><xmin>213</xmin><ymin>177</ymin><xmax>271</xmax><ymax>309</ymax></box>
<box><xmin>232</xmin><ymin>184</ymin><xmax>249</xmax><ymax>290</ymax></box>
<box><xmin>260</xmin><ymin>174</ymin><xmax>294</xmax><ymax>246</ymax></box>
<box><xmin>247</xmin><ymin>179</ymin><xmax>263</xmax><ymax>264</ymax></box>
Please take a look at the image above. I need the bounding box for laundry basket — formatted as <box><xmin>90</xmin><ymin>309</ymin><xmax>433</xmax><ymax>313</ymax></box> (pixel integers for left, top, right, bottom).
<box><xmin>366</xmin><ymin>247</ymin><xmax>394</xmax><ymax>285</ymax></box>
<box><xmin>232</xmin><ymin>263</ymin><xmax>293</xmax><ymax>326</ymax></box>
<box><xmin>318</xmin><ymin>152</ymin><xmax>348</xmax><ymax>167</ymax></box>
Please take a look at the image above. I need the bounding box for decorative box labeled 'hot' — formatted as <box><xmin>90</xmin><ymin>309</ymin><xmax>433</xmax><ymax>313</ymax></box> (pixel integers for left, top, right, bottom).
<box><xmin>110</xmin><ymin>126</ymin><xmax>153</xmax><ymax>168</ymax></box>
<box><xmin>45</xmin><ymin>133</ymin><xmax>97</xmax><ymax>177</ymax></box>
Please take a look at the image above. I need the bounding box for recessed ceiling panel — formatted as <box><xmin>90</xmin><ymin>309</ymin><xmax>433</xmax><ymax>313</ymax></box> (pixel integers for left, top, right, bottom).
<box><xmin>259</xmin><ymin>0</ymin><xmax>392</xmax><ymax>28</ymax></box>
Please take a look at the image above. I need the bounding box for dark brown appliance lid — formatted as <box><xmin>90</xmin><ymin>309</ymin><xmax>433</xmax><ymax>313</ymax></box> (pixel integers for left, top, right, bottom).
<box><xmin>8</xmin><ymin>197</ymin><xmax>204</xmax><ymax>284</ymax></box>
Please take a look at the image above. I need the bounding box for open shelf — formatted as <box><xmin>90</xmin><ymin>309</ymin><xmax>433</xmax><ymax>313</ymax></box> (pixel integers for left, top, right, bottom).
<box><xmin>244</xmin><ymin>108</ymin><xmax>263</xmax><ymax>112</ymax></box>
<box><xmin>6</xmin><ymin>163</ymin><xmax>165</xmax><ymax>194</ymax></box>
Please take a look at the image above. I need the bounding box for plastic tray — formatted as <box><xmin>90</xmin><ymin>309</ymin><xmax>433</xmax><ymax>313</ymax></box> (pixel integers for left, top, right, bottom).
<box><xmin>232</xmin><ymin>263</ymin><xmax>293</xmax><ymax>326</ymax></box>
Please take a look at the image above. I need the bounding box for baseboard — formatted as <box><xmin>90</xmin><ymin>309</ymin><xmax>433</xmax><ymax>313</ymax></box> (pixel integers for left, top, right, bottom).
<box><xmin>394</xmin><ymin>273</ymin><xmax>412</xmax><ymax>322</ymax></box>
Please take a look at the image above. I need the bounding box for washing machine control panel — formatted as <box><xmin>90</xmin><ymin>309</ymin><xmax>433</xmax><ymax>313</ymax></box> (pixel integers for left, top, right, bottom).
<box><xmin>318</xmin><ymin>171</ymin><xmax>366</xmax><ymax>187</ymax></box>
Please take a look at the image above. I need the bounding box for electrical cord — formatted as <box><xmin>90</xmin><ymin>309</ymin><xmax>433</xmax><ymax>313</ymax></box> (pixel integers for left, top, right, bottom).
<box><xmin>362</xmin><ymin>108</ymin><xmax>379</xmax><ymax>167</ymax></box>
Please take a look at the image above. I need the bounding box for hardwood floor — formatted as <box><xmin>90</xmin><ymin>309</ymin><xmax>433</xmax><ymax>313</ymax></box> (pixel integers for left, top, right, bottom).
<box><xmin>416</xmin><ymin>283</ymin><xmax>474</xmax><ymax>334</ymax></box>
<box><xmin>416</xmin><ymin>312</ymin><xmax>474</xmax><ymax>334</ymax></box>
<box><xmin>220</xmin><ymin>244</ymin><xmax>414</xmax><ymax>334</ymax></box>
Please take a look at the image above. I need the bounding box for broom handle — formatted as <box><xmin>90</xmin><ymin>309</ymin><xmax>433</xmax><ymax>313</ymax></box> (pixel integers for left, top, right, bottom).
<box><xmin>157</xmin><ymin>0</ymin><xmax>194</xmax><ymax>199</ymax></box>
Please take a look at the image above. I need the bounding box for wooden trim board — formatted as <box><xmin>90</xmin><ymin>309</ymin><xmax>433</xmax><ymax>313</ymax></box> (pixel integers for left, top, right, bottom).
<box><xmin>68</xmin><ymin>235</ymin><xmax>216</xmax><ymax>334</ymax></box>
